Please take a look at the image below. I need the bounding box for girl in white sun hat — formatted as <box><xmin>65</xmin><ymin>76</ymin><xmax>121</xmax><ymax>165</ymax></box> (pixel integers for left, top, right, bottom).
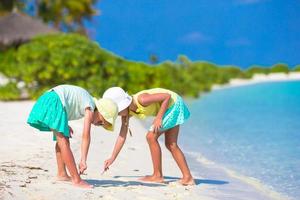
<box><xmin>102</xmin><ymin>87</ymin><xmax>194</xmax><ymax>185</ymax></box>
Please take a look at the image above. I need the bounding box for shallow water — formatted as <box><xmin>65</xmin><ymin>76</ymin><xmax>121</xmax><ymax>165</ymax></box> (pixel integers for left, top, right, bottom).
<box><xmin>181</xmin><ymin>81</ymin><xmax>300</xmax><ymax>200</ymax></box>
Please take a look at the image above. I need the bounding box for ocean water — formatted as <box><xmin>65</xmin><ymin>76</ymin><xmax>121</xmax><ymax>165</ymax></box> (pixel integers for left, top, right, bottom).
<box><xmin>181</xmin><ymin>81</ymin><xmax>300</xmax><ymax>200</ymax></box>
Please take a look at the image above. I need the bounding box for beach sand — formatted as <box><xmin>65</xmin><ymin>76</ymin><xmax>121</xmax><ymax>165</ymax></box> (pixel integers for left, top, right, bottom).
<box><xmin>212</xmin><ymin>72</ymin><xmax>300</xmax><ymax>90</ymax></box>
<box><xmin>0</xmin><ymin>101</ymin><xmax>289</xmax><ymax>200</ymax></box>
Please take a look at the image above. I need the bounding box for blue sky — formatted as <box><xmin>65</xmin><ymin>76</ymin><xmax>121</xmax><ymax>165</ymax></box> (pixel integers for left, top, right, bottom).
<box><xmin>86</xmin><ymin>0</ymin><xmax>300</xmax><ymax>68</ymax></box>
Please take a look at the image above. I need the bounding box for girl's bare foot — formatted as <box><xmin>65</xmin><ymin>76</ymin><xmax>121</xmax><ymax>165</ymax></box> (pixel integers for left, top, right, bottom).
<box><xmin>57</xmin><ymin>175</ymin><xmax>72</xmax><ymax>182</ymax></box>
<box><xmin>139</xmin><ymin>175</ymin><xmax>164</xmax><ymax>183</ymax></box>
<box><xmin>178</xmin><ymin>177</ymin><xmax>195</xmax><ymax>186</ymax></box>
<box><xmin>73</xmin><ymin>180</ymin><xmax>93</xmax><ymax>189</ymax></box>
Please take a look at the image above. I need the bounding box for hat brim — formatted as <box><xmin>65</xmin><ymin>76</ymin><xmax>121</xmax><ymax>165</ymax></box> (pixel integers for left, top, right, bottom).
<box><xmin>118</xmin><ymin>96</ymin><xmax>132</xmax><ymax>112</ymax></box>
<box><xmin>103</xmin><ymin>118</ymin><xmax>114</xmax><ymax>131</ymax></box>
<box><xmin>93</xmin><ymin>97</ymin><xmax>116</xmax><ymax>132</ymax></box>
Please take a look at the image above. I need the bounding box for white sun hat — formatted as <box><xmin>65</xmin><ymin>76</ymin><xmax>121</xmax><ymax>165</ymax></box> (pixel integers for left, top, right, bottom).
<box><xmin>103</xmin><ymin>87</ymin><xmax>132</xmax><ymax>112</ymax></box>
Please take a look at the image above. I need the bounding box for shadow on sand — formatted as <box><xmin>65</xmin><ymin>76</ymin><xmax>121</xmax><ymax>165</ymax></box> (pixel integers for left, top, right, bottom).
<box><xmin>86</xmin><ymin>179</ymin><xmax>166</xmax><ymax>188</ymax></box>
<box><xmin>163</xmin><ymin>176</ymin><xmax>229</xmax><ymax>185</ymax></box>
<box><xmin>105</xmin><ymin>175</ymin><xmax>229</xmax><ymax>186</ymax></box>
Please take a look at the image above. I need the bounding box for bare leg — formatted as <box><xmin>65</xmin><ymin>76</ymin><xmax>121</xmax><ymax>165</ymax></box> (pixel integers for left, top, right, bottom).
<box><xmin>140</xmin><ymin>131</ymin><xmax>164</xmax><ymax>183</ymax></box>
<box><xmin>165</xmin><ymin>126</ymin><xmax>195</xmax><ymax>185</ymax></box>
<box><xmin>55</xmin><ymin>132</ymin><xmax>93</xmax><ymax>188</ymax></box>
<box><xmin>55</xmin><ymin>141</ymin><xmax>71</xmax><ymax>181</ymax></box>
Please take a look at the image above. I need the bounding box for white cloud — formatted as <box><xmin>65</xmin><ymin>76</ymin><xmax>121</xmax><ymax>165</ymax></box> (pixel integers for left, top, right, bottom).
<box><xmin>178</xmin><ymin>31</ymin><xmax>212</xmax><ymax>45</ymax></box>
<box><xmin>226</xmin><ymin>37</ymin><xmax>252</xmax><ymax>47</ymax></box>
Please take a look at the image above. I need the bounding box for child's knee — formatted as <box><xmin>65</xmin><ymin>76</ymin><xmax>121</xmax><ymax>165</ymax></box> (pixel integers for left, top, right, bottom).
<box><xmin>146</xmin><ymin>132</ymin><xmax>157</xmax><ymax>143</ymax></box>
<box><xmin>165</xmin><ymin>142</ymin><xmax>178</xmax><ymax>151</ymax></box>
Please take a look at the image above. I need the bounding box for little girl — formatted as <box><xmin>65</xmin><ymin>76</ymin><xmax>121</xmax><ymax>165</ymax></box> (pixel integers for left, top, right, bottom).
<box><xmin>102</xmin><ymin>87</ymin><xmax>194</xmax><ymax>185</ymax></box>
<box><xmin>27</xmin><ymin>84</ymin><xmax>118</xmax><ymax>188</ymax></box>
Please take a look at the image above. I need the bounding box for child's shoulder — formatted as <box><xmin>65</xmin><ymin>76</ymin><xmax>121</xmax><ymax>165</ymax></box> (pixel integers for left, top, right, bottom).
<box><xmin>136</xmin><ymin>88</ymin><xmax>176</xmax><ymax>96</ymax></box>
<box><xmin>54</xmin><ymin>85</ymin><xmax>90</xmax><ymax>95</ymax></box>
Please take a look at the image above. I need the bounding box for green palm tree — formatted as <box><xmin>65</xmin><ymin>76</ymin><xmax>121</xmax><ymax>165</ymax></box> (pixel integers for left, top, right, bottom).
<box><xmin>37</xmin><ymin>0</ymin><xmax>99</xmax><ymax>34</ymax></box>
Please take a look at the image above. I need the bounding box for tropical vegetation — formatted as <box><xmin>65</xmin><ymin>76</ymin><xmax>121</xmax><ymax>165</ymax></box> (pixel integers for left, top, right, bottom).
<box><xmin>0</xmin><ymin>33</ymin><xmax>297</xmax><ymax>100</ymax></box>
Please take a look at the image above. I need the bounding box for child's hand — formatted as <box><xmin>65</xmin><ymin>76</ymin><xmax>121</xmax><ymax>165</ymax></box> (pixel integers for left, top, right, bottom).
<box><xmin>79</xmin><ymin>161</ymin><xmax>87</xmax><ymax>174</ymax></box>
<box><xmin>102</xmin><ymin>158</ymin><xmax>114</xmax><ymax>174</ymax></box>
<box><xmin>69</xmin><ymin>126</ymin><xmax>74</xmax><ymax>138</ymax></box>
<box><xmin>152</xmin><ymin>117</ymin><xmax>162</xmax><ymax>133</ymax></box>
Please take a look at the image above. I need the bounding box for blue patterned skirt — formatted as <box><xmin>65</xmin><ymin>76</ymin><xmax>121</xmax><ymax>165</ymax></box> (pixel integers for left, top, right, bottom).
<box><xmin>150</xmin><ymin>95</ymin><xmax>190</xmax><ymax>132</ymax></box>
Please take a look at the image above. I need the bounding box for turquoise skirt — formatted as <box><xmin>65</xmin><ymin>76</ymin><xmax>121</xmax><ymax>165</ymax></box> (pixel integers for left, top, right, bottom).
<box><xmin>150</xmin><ymin>95</ymin><xmax>190</xmax><ymax>132</ymax></box>
<box><xmin>27</xmin><ymin>91</ymin><xmax>70</xmax><ymax>141</ymax></box>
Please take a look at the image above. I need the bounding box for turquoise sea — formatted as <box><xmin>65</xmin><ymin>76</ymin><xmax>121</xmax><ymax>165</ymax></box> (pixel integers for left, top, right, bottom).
<box><xmin>182</xmin><ymin>81</ymin><xmax>300</xmax><ymax>200</ymax></box>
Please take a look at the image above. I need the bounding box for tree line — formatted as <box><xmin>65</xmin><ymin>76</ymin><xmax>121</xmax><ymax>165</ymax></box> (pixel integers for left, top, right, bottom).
<box><xmin>0</xmin><ymin>33</ymin><xmax>298</xmax><ymax>101</ymax></box>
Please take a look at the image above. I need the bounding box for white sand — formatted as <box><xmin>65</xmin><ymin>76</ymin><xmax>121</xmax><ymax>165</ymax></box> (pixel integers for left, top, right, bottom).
<box><xmin>212</xmin><ymin>72</ymin><xmax>300</xmax><ymax>90</ymax></box>
<box><xmin>0</xmin><ymin>101</ymin><xmax>290</xmax><ymax>200</ymax></box>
